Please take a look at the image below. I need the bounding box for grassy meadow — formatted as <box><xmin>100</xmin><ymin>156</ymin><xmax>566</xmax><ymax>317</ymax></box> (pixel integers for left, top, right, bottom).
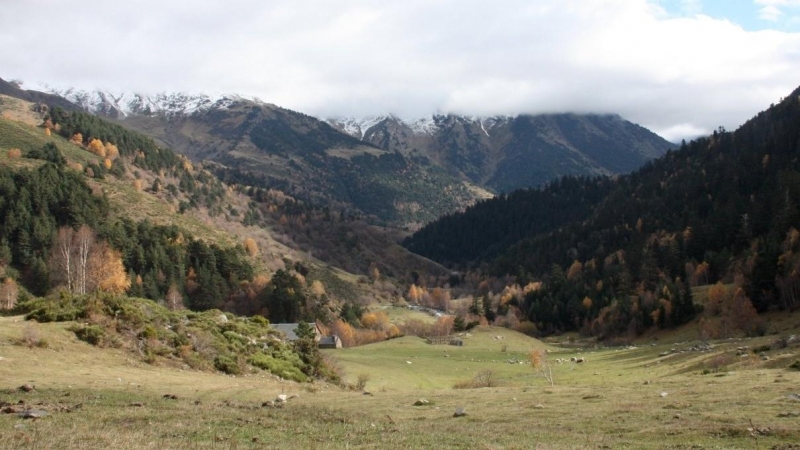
<box><xmin>3</xmin><ymin>314</ymin><xmax>800</xmax><ymax>449</ymax></box>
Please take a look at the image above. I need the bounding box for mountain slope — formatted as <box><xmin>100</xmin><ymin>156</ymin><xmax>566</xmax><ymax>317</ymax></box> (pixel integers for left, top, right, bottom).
<box><xmin>26</xmin><ymin>82</ymin><xmax>670</xmax><ymax>225</ymax></box>
<box><xmin>327</xmin><ymin>112</ymin><xmax>673</xmax><ymax>193</ymax></box>
<box><xmin>0</xmin><ymin>78</ymin><xmax>80</xmax><ymax>112</ymax></box>
<box><xmin>405</xmin><ymin>85</ymin><xmax>800</xmax><ymax>334</ymax></box>
<box><xmin>0</xmin><ymin>97</ymin><xmax>448</xmax><ymax>310</ymax></box>
<box><xmin>21</xmin><ymin>84</ymin><xmax>486</xmax><ymax>226</ymax></box>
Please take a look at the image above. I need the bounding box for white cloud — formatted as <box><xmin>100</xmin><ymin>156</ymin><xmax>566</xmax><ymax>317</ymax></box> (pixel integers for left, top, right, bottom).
<box><xmin>680</xmin><ymin>0</ymin><xmax>704</xmax><ymax>15</ymax></box>
<box><xmin>755</xmin><ymin>0</ymin><xmax>800</xmax><ymax>22</ymax></box>
<box><xmin>759</xmin><ymin>4</ymin><xmax>784</xmax><ymax>21</ymax></box>
<box><xmin>1</xmin><ymin>0</ymin><xmax>799</xmax><ymax>140</ymax></box>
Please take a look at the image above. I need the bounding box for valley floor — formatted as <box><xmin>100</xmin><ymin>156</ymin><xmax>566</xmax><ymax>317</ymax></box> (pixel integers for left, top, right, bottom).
<box><xmin>2</xmin><ymin>316</ymin><xmax>800</xmax><ymax>449</ymax></box>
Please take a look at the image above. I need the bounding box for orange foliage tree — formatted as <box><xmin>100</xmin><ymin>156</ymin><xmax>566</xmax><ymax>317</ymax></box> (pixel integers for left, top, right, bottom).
<box><xmin>87</xmin><ymin>138</ymin><xmax>106</xmax><ymax>157</ymax></box>
<box><xmin>243</xmin><ymin>238</ymin><xmax>259</xmax><ymax>257</ymax></box>
<box><xmin>90</xmin><ymin>242</ymin><xmax>131</xmax><ymax>294</ymax></box>
<box><xmin>104</xmin><ymin>142</ymin><xmax>119</xmax><ymax>159</ymax></box>
<box><xmin>700</xmin><ymin>282</ymin><xmax>763</xmax><ymax>339</ymax></box>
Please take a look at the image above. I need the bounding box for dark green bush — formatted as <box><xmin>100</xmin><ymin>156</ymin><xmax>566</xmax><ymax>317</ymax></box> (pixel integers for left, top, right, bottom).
<box><xmin>214</xmin><ymin>355</ymin><xmax>241</xmax><ymax>375</ymax></box>
<box><xmin>70</xmin><ymin>325</ymin><xmax>106</xmax><ymax>346</ymax></box>
<box><xmin>139</xmin><ymin>325</ymin><xmax>159</xmax><ymax>340</ymax></box>
<box><xmin>247</xmin><ymin>352</ymin><xmax>307</xmax><ymax>382</ymax></box>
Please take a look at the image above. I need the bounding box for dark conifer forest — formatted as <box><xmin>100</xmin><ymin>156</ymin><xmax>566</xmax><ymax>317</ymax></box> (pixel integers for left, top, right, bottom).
<box><xmin>405</xmin><ymin>86</ymin><xmax>800</xmax><ymax>337</ymax></box>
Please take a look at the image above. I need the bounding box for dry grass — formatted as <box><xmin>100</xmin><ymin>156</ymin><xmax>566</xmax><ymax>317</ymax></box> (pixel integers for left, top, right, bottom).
<box><xmin>0</xmin><ymin>95</ymin><xmax>43</xmax><ymax>126</ymax></box>
<box><xmin>3</xmin><ymin>315</ymin><xmax>800</xmax><ymax>448</ymax></box>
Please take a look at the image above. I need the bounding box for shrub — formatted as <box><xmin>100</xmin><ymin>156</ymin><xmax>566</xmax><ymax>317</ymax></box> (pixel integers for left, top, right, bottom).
<box><xmin>70</xmin><ymin>325</ymin><xmax>106</xmax><ymax>346</ymax></box>
<box><xmin>138</xmin><ymin>325</ymin><xmax>159</xmax><ymax>340</ymax></box>
<box><xmin>752</xmin><ymin>344</ymin><xmax>771</xmax><ymax>353</ymax></box>
<box><xmin>453</xmin><ymin>369</ymin><xmax>498</xmax><ymax>389</ymax></box>
<box><xmin>703</xmin><ymin>353</ymin><xmax>737</xmax><ymax>374</ymax></box>
<box><xmin>355</xmin><ymin>373</ymin><xmax>370</xmax><ymax>391</ymax></box>
<box><xmin>22</xmin><ymin>293</ymin><xmax>86</xmax><ymax>322</ymax></box>
<box><xmin>248</xmin><ymin>352</ymin><xmax>307</xmax><ymax>382</ymax></box>
<box><xmin>214</xmin><ymin>355</ymin><xmax>241</xmax><ymax>375</ymax></box>
<box><xmin>223</xmin><ymin>330</ymin><xmax>250</xmax><ymax>348</ymax></box>
<box><xmin>15</xmin><ymin>324</ymin><xmax>48</xmax><ymax>348</ymax></box>
<box><xmin>250</xmin><ymin>315</ymin><xmax>269</xmax><ymax>326</ymax></box>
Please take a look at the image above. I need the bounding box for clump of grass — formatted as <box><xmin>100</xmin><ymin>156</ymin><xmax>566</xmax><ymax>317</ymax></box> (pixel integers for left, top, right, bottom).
<box><xmin>453</xmin><ymin>369</ymin><xmax>498</xmax><ymax>389</ymax></box>
<box><xmin>13</xmin><ymin>323</ymin><xmax>49</xmax><ymax>348</ymax></box>
<box><xmin>702</xmin><ymin>353</ymin><xmax>737</xmax><ymax>374</ymax></box>
<box><xmin>355</xmin><ymin>373</ymin><xmax>370</xmax><ymax>391</ymax></box>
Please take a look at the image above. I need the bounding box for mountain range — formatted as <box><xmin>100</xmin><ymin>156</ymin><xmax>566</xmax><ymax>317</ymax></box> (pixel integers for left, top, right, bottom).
<box><xmin>327</xmin><ymin>113</ymin><xmax>674</xmax><ymax>193</ymax></box>
<box><xmin>9</xmin><ymin>80</ymin><xmax>674</xmax><ymax>226</ymax></box>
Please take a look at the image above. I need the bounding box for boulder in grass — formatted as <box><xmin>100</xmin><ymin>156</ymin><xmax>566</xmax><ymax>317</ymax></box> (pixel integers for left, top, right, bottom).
<box><xmin>19</xmin><ymin>409</ymin><xmax>48</xmax><ymax>419</ymax></box>
<box><xmin>453</xmin><ymin>407</ymin><xmax>466</xmax><ymax>417</ymax></box>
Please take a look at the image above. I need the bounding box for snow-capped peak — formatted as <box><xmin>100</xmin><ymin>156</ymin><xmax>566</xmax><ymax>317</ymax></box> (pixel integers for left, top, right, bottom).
<box><xmin>27</xmin><ymin>83</ymin><xmax>240</xmax><ymax>119</ymax></box>
<box><xmin>327</xmin><ymin>115</ymin><xmax>392</xmax><ymax>139</ymax></box>
<box><xmin>408</xmin><ymin>116</ymin><xmax>440</xmax><ymax>135</ymax></box>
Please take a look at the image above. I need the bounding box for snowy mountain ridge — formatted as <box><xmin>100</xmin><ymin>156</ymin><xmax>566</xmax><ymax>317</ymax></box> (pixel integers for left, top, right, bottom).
<box><xmin>23</xmin><ymin>83</ymin><xmax>250</xmax><ymax>119</ymax></box>
<box><xmin>325</xmin><ymin>114</ymin><xmax>515</xmax><ymax>140</ymax></box>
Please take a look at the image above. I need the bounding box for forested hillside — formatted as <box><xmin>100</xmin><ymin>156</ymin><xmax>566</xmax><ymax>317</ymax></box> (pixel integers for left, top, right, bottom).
<box><xmin>0</xmin><ymin>98</ymin><xmax>451</xmax><ymax>330</ymax></box>
<box><xmin>0</xmin><ymin>108</ymin><xmax>331</xmax><ymax>324</ymax></box>
<box><xmin>406</xmin><ymin>87</ymin><xmax>800</xmax><ymax>337</ymax></box>
<box><xmin>0</xmin><ymin>118</ymin><xmax>254</xmax><ymax>310</ymax></box>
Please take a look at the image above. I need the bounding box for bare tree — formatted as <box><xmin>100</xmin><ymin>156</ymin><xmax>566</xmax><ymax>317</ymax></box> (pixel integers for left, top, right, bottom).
<box><xmin>75</xmin><ymin>225</ymin><xmax>94</xmax><ymax>295</ymax></box>
<box><xmin>530</xmin><ymin>349</ymin><xmax>554</xmax><ymax>386</ymax></box>
<box><xmin>165</xmin><ymin>284</ymin><xmax>184</xmax><ymax>310</ymax></box>
<box><xmin>51</xmin><ymin>227</ymin><xmax>75</xmax><ymax>292</ymax></box>
<box><xmin>1</xmin><ymin>278</ymin><xmax>19</xmax><ymax>310</ymax></box>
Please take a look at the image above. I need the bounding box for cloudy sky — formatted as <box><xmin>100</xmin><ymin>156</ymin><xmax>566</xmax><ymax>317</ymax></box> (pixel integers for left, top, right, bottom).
<box><xmin>2</xmin><ymin>0</ymin><xmax>800</xmax><ymax>141</ymax></box>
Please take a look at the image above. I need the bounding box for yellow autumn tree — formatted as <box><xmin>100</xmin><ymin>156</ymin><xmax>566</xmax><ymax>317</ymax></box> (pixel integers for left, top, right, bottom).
<box><xmin>530</xmin><ymin>349</ymin><xmax>554</xmax><ymax>386</ymax></box>
<box><xmin>44</xmin><ymin>127</ymin><xmax>51</xmax><ymax>136</ymax></box>
<box><xmin>7</xmin><ymin>148</ymin><xmax>21</xmax><ymax>159</ymax></box>
<box><xmin>567</xmin><ymin>260</ymin><xmax>583</xmax><ymax>281</ymax></box>
<box><xmin>329</xmin><ymin>319</ymin><xmax>356</xmax><ymax>347</ymax></box>
<box><xmin>103</xmin><ymin>158</ymin><xmax>112</xmax><ymax>169</ymax></box>
<box><xmin>104</xmin><ymin>142</ymin><xmax>119</xmax><ymax>159</ymax></box>
<box><xmin>408</xmin><ymin>284</ymin><xmax>423</xmax><ymax>303</ymax></box>
<box><xmin>243</xmin><ymin>237</ymin><xmax>259</xmax><ymax>257</ymax></box>
<box><xmin>70</xmin><ymin>132</ymin><xmax>83</xmax><ymax>145</ymax></box>
<box><xmin>361</xmin><ymin>311</ymin><xmax>389</xmax><ymax>331</ymax></box>
<box><xmin>309</xmin><ymin>280</ymin><xmax>326</xmax><ymax>298</ymax></box>
<box><xmin>90</xmin><ymin>242</ymin><xmax>131</xmax><ymax>294</ymax></box>
<box><xmin>87</xmin><ymin>138</ymin><xmax>106</xmax><ymax>157</ymax></box>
